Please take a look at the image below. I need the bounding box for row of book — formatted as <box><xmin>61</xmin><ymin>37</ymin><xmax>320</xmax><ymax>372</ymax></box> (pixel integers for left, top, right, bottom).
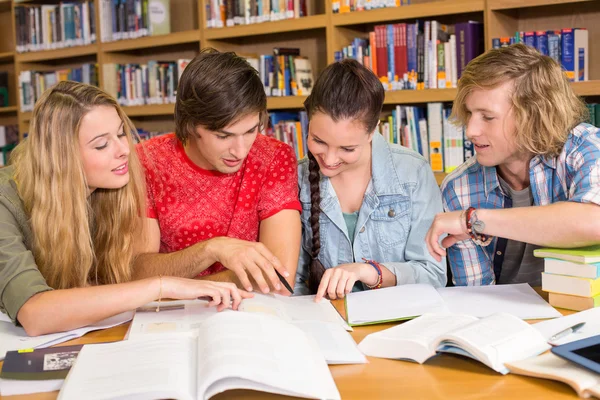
<box><xmin>537</xmin><ymin>246</ymin><xmax>600</xmax><ymax>311</ymax></box>
<box><xmin>243</xmin><ymin>49</ymin><xmax>314</xmax><ymax>97</ymax></box>
<box><xmin>0</xmin><ymin>125</ymin><xmax>19</xmax><ymax>167</ymax></box>
<box><xmin>0</xmin><ymin>72</ymin><xmax>8</xmax><ymax>108</ymax></box>
<box><xmin>102</xmin><ymin>59</ymin><xmax>190</xmax><ymax>107</ymax></box>
<box><xmin>14</xmin><ymin>2</ymin><xmax>96</xmax><ymax>53</ymax></box>
<box><xmin>266</xmin><ymin>111</ymin><xmax>309</xmax><ymax>160</ymax></box>
<box><xmin>332</xmin><ymin>0</ymin><xmax>410</xmax><ymax>13</ymax></box>
<box><xmin>585</xmin><ymin>104</ymin><xmax>600</xmax><ymax>127</ymax></box>
<box><xmin>335</xmin><ymin>20</ymin><xmax>483</xmax><ymax>91</ymax></box>
<box><xmin>98</xmin><ymin>0</ymin><xmax>171</xmax><ymax>42</ymax></box>
<box><xmin>492</xmin><ymin>28</ymin><xmax>589</xmax><ymax>82</ymax></box>
<box><xmin>377</xmin><ymin>103</ymin><xmax>470</xmax><ymax>173</ymax></box>
<box><xmin>205</xmin><ymin>0</ymin><xmax>312</xmax><ymax>28</ymax></box>
<box><xmin>18</xmin><ymin>65</ymin><xmax>99</xmax><ymax>112</ymax></box>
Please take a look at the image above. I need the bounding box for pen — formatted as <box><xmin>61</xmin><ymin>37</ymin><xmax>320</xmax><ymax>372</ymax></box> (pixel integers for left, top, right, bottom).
<box><xmin>276</xmin><ymin>270</ymin><xmax>294</xmax><ymax>295</ymax></box>
<box><xmin>549</xmin><ymin>322</ymin><xmax>586</xmax><ymax>342</ymax></box>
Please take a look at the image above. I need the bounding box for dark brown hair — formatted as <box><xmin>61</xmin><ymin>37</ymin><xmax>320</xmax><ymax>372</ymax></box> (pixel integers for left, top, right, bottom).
<box><xmin>175</xmin><ymin>48</ymin><xmax>268</xmax><ymax>145</ymax></box>
<box><xmin>303</xmin><ymin>59</ymin><xmax>384</xmax><ymax>293</ymax></box>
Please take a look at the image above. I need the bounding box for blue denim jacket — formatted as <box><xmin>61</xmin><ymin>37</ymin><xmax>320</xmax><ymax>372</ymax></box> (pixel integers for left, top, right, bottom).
<box><xmin>294</xmin><ymin>133</ymin><xmax>447</xmax><ymax>295</ymax></box>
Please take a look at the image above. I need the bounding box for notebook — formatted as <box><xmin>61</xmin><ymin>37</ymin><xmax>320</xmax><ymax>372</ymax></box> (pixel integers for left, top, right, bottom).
<box><xmin>58</xmin><ymin>312</ymin><xmax>341</xmax><ymax>400</ymax></box>
<box><xmin>0</xmin><ymin>311</ymin><xmax>133</xmax><ymax>360</ymax></box>
<box><xmin>358</xmin><ymin>312</ymin><xmax>550</xmax><ymax>374</ymax></box>
<box><xmin>344</xmin><ymin>283</ymin><xmax>560</xmax><ymax>326</ymax></box>
<box><xmin>534</xmin><ymin>245</ymin><xmax>600</xmax><ymax>264</ymax></box>
<box><xmin>506</xmin><ymin>352</ymin><xmax>600</xmax><ymax>398</ymax></box>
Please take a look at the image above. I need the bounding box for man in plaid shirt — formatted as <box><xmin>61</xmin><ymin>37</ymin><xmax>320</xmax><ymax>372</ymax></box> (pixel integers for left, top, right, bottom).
<box><xmin>426</xmin><ymin>44</ymin><xmax>600</xmax><ymax>286</ymax></box>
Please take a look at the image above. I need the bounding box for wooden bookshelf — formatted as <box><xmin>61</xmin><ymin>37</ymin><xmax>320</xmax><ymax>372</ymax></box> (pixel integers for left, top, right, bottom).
<box><xmin>434</xmin><ymin>172</ymin><xmax>447</xmax><ymax>186</ymax></box>
<box><xmin>16</xmin><ymin>45</ymin><xmax>98</xmax><ymax>63</ymax></box>
<box><xmin>267</xmin><ymin>96</ymin><xmax>308</xmax><ymax>110</ymax></box>
<box><xmin>384</xmin><ymin>89</ymin><xmax>458</xmax><ymax>104</ymax></box>
<box><xmin>0</xmin><ymin>51</ymin><xmax>13</xmax><ymax>63</ymax></box>
<box><xmin>332</xmin><ymin>0</ymin><xmax>485</xmax><ymax>27</ymax></box>
<box><xmin>101</xmin><ymin>30</ymin><xmax>201</xmax><ymax>53</ymax></box>
<box><xmin>122</xmin><ymin>104</ymin><xmax>175</xmax><ymax>117</ymax></box>
<box><xmin>204</xmin><ymin>15</ymin><xmax>327</xmax><ymax>40</ymax></box>
<box><xmin>488</xmin><ymin>0</ymin><xmax>595</xmax><ymax>11</ymax></box>
<box><xmin>0</xmin><ymin>106</ymin><xmax>17</xmax><ymax>114</ymax></box>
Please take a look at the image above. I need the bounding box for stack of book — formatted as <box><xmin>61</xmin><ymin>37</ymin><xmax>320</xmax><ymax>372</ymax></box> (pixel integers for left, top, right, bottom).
<box><xmin>535</xmin><ymin>245</ymin><xmax>600</xmax><ymax>311</ymax></box>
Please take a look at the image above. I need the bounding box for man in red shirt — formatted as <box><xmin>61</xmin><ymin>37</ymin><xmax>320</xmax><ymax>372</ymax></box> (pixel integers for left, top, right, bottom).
<box><xmin>134</xmin><ymin>49</ymin><xmax>302</xmax><ymax>295</ymax></box>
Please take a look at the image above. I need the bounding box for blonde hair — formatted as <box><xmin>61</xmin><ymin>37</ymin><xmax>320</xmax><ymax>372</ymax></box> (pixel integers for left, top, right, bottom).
<box><xmin>12</xmin><ymin>81</ymin><xmax>146</xmax><ymax>289</ymax></box>
<box><xmin>452</xmin><ymin>43</ymin><xmax>588</xmax><ymax>158</ymax></box>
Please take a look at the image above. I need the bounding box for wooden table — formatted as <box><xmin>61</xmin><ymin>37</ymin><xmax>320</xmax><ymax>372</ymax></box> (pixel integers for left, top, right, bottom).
<box><xmin>0</xmin><ymin>299</ymin><xmax>579</xmax><ymax>400</ymax></box>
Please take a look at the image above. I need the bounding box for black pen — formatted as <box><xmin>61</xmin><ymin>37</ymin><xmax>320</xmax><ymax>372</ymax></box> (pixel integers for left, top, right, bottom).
<box><xmin>276</xmin><ymin>270</ymin><xmax>294</xmax><ymax>294</ymax></box>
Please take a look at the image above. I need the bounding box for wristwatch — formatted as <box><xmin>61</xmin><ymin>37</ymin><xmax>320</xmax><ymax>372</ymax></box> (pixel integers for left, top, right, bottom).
<box><xmin>471</xmin><ymin>213</ymin><xmax>485</xmax><ymax>236</ymax></box>
<box><xmin>466</xmin><ymin>208</ymin><xmax>493</xmax><ymax>246</ymax></box>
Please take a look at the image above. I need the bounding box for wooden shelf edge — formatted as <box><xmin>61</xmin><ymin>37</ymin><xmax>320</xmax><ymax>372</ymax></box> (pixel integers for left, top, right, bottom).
<box><xmin>384</xmin><ymin>88</ymin><xmax>457</xmax><ymax>104</ymax></box>
<box><xmin>19</xmin><ymin>111</ymin><xmax>32</xmax><ymax>121</ymax></box>
<box><xmin>332</xmin><ymin>0</ymin><xmax>485</xmax><ymax>27</ymax></box>
<box><xmin>122</xmin><ymin>104</ymin><xmax>175</xmax><ymax>117</ymax></box>
<box><xmin>434</xmin><ymin>172</ymin><xmax>447</xmax><ymax>186</ymax></box>
<box><xmin>488</xmin><ymin>0</ymin><xmax>595</xmax><ymax>11</ymax></box>
<box><xmin>204</xmin><ymin>15</ymin><xmax>327</xmax><ymax>40</ymax></box>
<box><xmin>101</xmin><ymin>30</ymin><xmax>201</xmax><ymax>53</ymax></box>
<box><xmin>16</xmin><ymin>45</ymin><xmax>98</xmax><ymax>63</ymax></box>
<box><xmin>0</xmin><ymin>51</ymin><xmax>15</xmax><ymax>63</ymax></box>
<box><xmin>267</xmin><ymin>96</ymin><xmax>308</xmax><ymax>109</ymax></box>
<box><xmin>572</xmin><ymin>81</ymin><xmax>600</xmax><ymax>97</ymax></box>
<box><xmin>0</xmin><ymin>106</ymin><xmax>18</xmax><ymax>115</ymax></box>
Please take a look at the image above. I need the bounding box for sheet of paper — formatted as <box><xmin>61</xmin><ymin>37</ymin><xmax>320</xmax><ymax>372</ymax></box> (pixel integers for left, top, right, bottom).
<box><xmin>0</xmin><ymin>311</ymin><xmax>133</xmax><ymax>360</ymax></box>
<box><xmin>532</xmin><ymin>307</ymin><xmax>600</xmax><ymax>345</ymax></box>
<box><xmin>437</xmin><ymin>283</ymin><xmax>561</xmax><ymax>320</ymax></box>
<box><xmin>345</xmin><ymin>284</ymin><xmax>449</xmax><ymax>325</ymax></box>
<box><xmin>292</xmin><ymin>321</ymin><xmax>366</xmax><ymax>364</ymax></box>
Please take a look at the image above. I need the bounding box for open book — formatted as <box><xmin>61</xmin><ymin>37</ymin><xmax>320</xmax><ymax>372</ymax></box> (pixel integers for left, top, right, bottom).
<box><xmin>506</xmin><ymin>352</ymin><xmax>600</xmax><ymax>398</ymax></box>
<box><xmin>58</xmin><ymin>312</ymin><xmax>341</xmax><ymax>400</ymax></box>
<box><xmin>357</xmin><ymin>313</ymin><xmax>550</xmax><ymax>374</ymax></box>
<box><xmin>129</xmin><ymin>294</ymin><xmax>365</xmax><ymax>365</ymax></box>
<box><xmin>0</xmin><ymin>311</ymin><xmax>133</xmax><ymax>360</ymax></box>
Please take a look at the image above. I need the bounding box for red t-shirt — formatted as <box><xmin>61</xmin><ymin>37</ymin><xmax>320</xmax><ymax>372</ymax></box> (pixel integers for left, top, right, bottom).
<box><xmin>137</xmin><ymin>133</ymin><xmax>301</xmax><ymax>276</ymax></box>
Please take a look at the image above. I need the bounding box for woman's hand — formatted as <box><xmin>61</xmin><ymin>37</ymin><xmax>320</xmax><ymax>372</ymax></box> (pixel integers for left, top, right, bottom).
<box><xmin>315</xmin><ymin>263</ymin><xmax>377</xmax><ymax>302</ymax></box>
<box><xmin>162</xmin><ymin>277</ymin><xmax>254</xmax><ymax>311</ymax></box>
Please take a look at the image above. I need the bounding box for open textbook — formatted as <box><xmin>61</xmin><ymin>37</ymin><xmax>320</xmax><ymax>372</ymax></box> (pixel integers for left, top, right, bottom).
<box><xmin>129</xmin><ymin>294</ymin><xmax>365</xmax><ymax>365</ymax></box>
<box><xmin>357</xmin><ymin>313</ymin><xmax>550</xmax><ymax>374</ymax></box>
<box><xmin>0</xmin><ymin>311</ymin><xmax>133</xmax><ymax>361</ymax></box>
<box><xmin>345</xmin><ymin>283</ymin><xmax>561</xmax><ymax>326</ymax></box>
<box><xmin>506</xmin><ymin>352</ymin><xmax>600</xmax><ymax>398</ymax></box>
<box><xmin>58</xmin><ymin>312</ymin><xmax>341</xmax><ymax>400</ymax></box>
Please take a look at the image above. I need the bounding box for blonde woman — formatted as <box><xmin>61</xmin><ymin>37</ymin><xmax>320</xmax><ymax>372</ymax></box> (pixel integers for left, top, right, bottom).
<box><xmin>0</xmin><ymin>81</ymin><xmax>250</xmax><ymax>336</ymax></box>
<box><xmin>426</xmin><ymin>43</ymin><xmax>600</xmax><ymax>286</ymax></box>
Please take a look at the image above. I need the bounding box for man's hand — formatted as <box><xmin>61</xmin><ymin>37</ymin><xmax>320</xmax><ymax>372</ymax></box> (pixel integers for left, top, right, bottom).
<box><xmin>207</xmin><ymin>237</ymin><xmax>289</xmax><ymax>293</ymax></box>
<box><xmin>425</xmin><ymin>210</ymin><xmax>470</xmax><ymax>262</ymax></box>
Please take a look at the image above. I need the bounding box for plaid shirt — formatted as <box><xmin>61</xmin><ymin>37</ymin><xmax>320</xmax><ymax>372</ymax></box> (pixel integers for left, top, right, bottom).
<box><xmin>442</xmin><ymin>123</ymin><xmax>600</xmax><ymax>286</ymax></box>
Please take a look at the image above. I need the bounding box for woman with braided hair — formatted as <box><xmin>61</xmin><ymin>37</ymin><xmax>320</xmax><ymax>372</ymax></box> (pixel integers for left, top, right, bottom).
<box><xmin>294</xmin><ymin>59</ymin><xmax>447</xmax><ymax>300</ymax></box>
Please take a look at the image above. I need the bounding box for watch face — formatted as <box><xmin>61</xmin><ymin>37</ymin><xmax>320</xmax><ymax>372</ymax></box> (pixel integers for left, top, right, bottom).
<box><xmin>472</xmin><ymin>220</ymin><xmax>485</xmax><ymax>233</ymax></box>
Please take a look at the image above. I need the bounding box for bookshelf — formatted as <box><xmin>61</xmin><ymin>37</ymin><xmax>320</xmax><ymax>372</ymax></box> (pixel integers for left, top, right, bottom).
<box><xmin>0</xmin><ymin>0</ymin><xmax>599</xmax><ymax>182</ymax></box>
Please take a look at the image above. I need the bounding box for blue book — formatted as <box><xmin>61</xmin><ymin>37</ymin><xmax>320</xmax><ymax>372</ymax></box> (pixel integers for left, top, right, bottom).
<box><xmin>543</xmin><ymin>258</ymin><xmax>600</xmax><ymax>279</ymax></box>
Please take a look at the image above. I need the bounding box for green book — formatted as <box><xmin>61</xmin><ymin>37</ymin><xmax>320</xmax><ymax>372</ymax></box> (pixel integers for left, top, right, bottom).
<box><xmin>148</xmin><ymin>0</ymin><xmax>171</xmax><ymax>36</ymax></box>
<box><xmin>534</xmin><ymin>245</ymin><xmax>600</xmax><ymax>264</ymax></box>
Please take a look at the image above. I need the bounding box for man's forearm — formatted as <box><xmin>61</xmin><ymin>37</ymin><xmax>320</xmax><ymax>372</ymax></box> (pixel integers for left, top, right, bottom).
<box><xmin>132</xmin><ymin>240</ymin><xmax>216</xmax><ymax>280</ymax></box>
<box><xmin>478</xmin><ymin>202</ymin><xmax>600</xmax><ymax>247</ymax></box>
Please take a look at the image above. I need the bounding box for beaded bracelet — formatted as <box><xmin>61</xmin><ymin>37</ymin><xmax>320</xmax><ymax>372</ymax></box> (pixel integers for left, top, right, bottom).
<box><xmin>465</xmin><ymin>207</ymin><xmax>493</xmax><ymax>246</ymax></box>
<box><xmin>362</xmin><ymin>258</ymin><xmax>383</xmax><ymax>289</ymax></box>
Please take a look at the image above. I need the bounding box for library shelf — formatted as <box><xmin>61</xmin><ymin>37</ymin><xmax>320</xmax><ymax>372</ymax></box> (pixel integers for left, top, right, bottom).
<box><xmin>0</xmin><ymin>106</ymin><xmax>17</xmax><ymax>115</ymax></box>
<box><xmin>101</xmin><ymin>30</ymin><xmax>201</xmax><ymax>53</ymax></box>
<box><xmin>332</xmin><ymin>0</ymin><xmax>485</xmax><ymax>27</ymax></box>
<box><xmin>384</xmin><ymin>88</ymin><xmax>457</xmax><ymax>104</ymax></box>
<box><xmin>488</xmin><ymin>0</ymin><xmax>595</xmax><ymax>11</ymax></box>
<box><xmin>122</xmin><ymin>104</ymin><xmax>175</xmax><ymax>117</ymax></box>
<box><xmin>0</xmin><ymin>0</ymin><xmax>10</xmax><ymax>13</ymax></box>
<box><xmin>19</xmin><ymin>111</ymin><xmax>31</xmax><ymax>121</ymax></box>
<box><xmin>16</xmin><ymin>44</ymin><xmax>98</xmax><ymax>63</ymax></box>
<box><xmin>0</xmin><ymin>52</ymin><xmax>14</xmax><ymax>63</ymax></box>
<box><xmin>434</xmin><ymin>172</ymin><xmax>447</xmax><ymax>186</ymax></box>
<box><xmin>267</xmin><ymin>96</ymin><xmax>308</xmax><ymax>109</ymax></box>
<box><xmin>572</xmin><ymin>81</ymin><xmax>600</xmax><ymax>97</ymax></box>
<box><xmin>203</xmin><ymin>14</ymin><xmax>327</xmax><ymax>40</ymax></box>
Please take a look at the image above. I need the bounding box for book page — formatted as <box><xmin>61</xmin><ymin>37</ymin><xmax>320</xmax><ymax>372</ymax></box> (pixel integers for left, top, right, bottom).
<box><xmin>58</xmin><ymin>335</ymin><xmax>196</xmax><ymax>400</ymax></box>
<box><xmin>345</xmin><ymin>284</ymin><xmax>449</xmax><ymax>325</ymax></box>
<box><xmin>358</xmin><ymin>314</ymin><xmax>477</xmax><ymax>363</ymax></box>
<box><xmin>506</xmin><ymin>352</ymin><xmax>599</xmax><ymax>397</ymax></box>
<box><xmin>437</xmin><ymin>283</ymin><xmax>561</xmax><ymax>319</ymax></box>
<box><xmin>195</xmin><ymin>312</ymin><xmax>340</xmax><ymax>400</ymax></box>
<box><xmin>292</xmin><ymin>321</ymin><xmax>366</xmax><ymax>364</ymax></box>
<box><xmin>0</xmin><ymin>311</ymin><xmax>133</xmax><ymax>360</ymax></box>
<box><xmin>533</xmin><ymin>308</ymin><xmax>600</xmax><ymax>345</ymax></box>
<box><xmin>439</xmin><ymin>313</ymin><xmax>550</xmax><ymax>374</ymax></box>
